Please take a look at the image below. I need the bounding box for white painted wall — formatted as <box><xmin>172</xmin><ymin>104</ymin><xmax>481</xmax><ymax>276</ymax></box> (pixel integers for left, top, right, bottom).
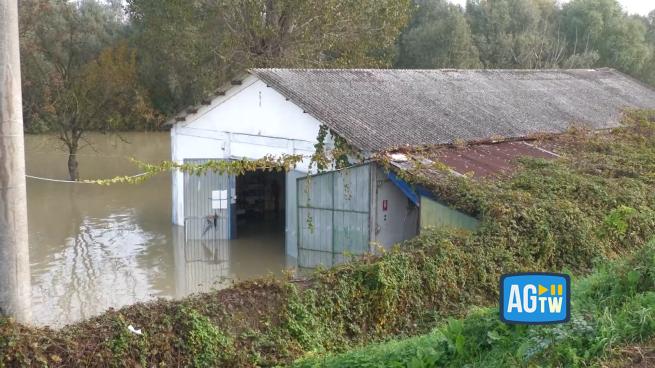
<box><xmin>372</xmin><ymin>166</ymin><xmax>419</xmax><ymax>249</ymax></box>
<box><xmin>170</xmin><ymin>76</ymin><xmax>327</xmax><ymax>257</ymax></box>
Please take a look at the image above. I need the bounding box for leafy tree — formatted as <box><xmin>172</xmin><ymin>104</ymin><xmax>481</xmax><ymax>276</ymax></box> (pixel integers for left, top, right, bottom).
<box><xmin>396</xmin><ymin>0</ymin><xmax>480</xmax><ymax>68</ymax></box>
<box><xmin>639</xmin><ymin>10</ymin><xmax>655</xmax><ymax>86</ymax></box>
<box><xmin>213</xmin><ymin>0</ymin><xmax>412</xmax><ymax>68</ymax></box>
<box><xmin>465</xmin><ymin>0</ymin><xmax>516</xmax><ymax>67</ymax></box>
<box><xmin>19</xmin><ymin>0</ymin><xmax>156</xmax><ymax>180</ymax></box>
<box><xmin>648</xmin><ymin>10</ymin><xmax>655</xmax><ymax>44</ymax></box>
<box><xmin>561</xmin><ymin>0</ymin><xmax>651</xmax><ymax>75</ymax></box>
<box><xmin>508</xmin><ymin>0</ymin><xmax>569</xmax><ymax>68</ymax></box>
<box><xmin>127</xmin><ymin>0</ymin><xmax>413</xmax><ymax>111</ymax></box>
<box><xmin>397</xmin><ymin>0</ymin><xmax>654</xmax><ymax>75</ymax></box>
<box><xmin>465</xmin><ymin>0</ymin><xmax>575</xmax><ymax>69</ymax></box>
<box><xmin>125</xmin><ymin>0</ymin><xmax>222</xmax><ymax>115</ymax></box>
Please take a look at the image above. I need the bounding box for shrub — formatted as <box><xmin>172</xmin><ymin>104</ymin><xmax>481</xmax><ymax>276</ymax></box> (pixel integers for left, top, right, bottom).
<box><xmin>292</xmin><ymin>240</ymin><xmax>655</xmax><ymax>368</ymax></box>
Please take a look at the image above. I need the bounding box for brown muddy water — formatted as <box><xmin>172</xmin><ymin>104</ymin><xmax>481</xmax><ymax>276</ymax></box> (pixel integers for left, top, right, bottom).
<box><xmin>25</xmin><ymin>132</ymin><xmax>288</xmax><ymax>327</ymax></box>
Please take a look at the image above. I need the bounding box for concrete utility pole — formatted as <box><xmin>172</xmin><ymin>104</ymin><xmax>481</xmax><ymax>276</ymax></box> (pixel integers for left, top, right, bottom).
<box><xmin>0</xmin><ymin>0</ymin><xmax>32</xmax><ymax>323</ymax></box>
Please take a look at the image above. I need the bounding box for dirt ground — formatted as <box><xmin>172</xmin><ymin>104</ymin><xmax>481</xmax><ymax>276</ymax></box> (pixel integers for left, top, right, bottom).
<box><xmin>603</xmin><ymin>341</ymin><xmax>655</xmax><ymax>368</ymax></box>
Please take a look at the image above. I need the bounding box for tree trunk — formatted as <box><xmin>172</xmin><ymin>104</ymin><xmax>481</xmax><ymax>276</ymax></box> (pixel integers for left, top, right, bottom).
<box><xmin>0</xmin><ymin>0</ymin><xmax>32</xmax><ymax>323</ymax></box>
<box><xmin>67</xmin><ymin>153</ymin><xmax>79</xmax><ymax>181</ymax></box>
<box><xmin>67</xmin><ymin>143</ymin><xmax>79</xmax><ymax>181</ymax></box>
<box><xmin>68</xmin><ymin>142</ymin><xmax>80</xmax><ymax>181</ymax></box>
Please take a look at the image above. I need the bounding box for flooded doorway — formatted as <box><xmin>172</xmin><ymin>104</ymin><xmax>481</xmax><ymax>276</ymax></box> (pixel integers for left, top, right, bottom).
<box><xmin>235</xmin><ymin>170</ymin><xmax>285</xmax><ymax>235</ymax></box>
<box><xmin>233</xmin><ymin>170</ymin><xmax>287</xmax><ymax>280</ymax></box>
<box><xmin>175</xmin><ymin>168</ymin><xmax>287</xmax><ymax>297</ymax></box>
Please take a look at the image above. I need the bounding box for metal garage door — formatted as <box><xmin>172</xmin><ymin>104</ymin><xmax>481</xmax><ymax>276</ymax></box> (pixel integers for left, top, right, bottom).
<box><xmin>297</xmin><ymin>164</ymin><xmax>371</xmax><ymax>268</ymax></box>
<box><xmin>183</xmin><ymin>159</ymin><xmax>235</xmax><ymax>240</ymax></box>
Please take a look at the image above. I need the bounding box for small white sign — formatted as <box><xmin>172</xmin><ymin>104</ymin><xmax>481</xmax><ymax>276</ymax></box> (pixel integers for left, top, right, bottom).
<box><xmin>212</xmin><ymin>190</ymin><xmax>228</xmax><ymax>200</ymax></box>
<box><xmin>211</xmin><ymin>190</ymin><xmax>229</xmax><ymax>209</ymax></box>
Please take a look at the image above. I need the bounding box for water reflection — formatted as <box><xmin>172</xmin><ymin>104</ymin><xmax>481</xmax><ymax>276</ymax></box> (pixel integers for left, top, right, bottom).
<box><xmin>173</xmin><ymin>218</ymin><xmax>287</xmax><ymax>297</ymax></box>
<box><xmin>25</xmin><ymin>133</ymin><xmax>288</xmax><ymax>327</ymax></box>
<box><xmin>31</xmin><ymin>211</ymin><xmax>169</xmax><ymax>325</ymax></box>
<box><xmin>173</xmin><ymin>226</ymin><xmax>232</xmax><ymax>298</ymax></box>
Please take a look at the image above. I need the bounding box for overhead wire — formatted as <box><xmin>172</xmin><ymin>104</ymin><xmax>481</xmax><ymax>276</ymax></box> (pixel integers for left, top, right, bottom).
<box><xmin>25</xmin><ymin>173</ymin><xmax>150</xmax><ymax>184</ymax></box>
<box><xmin>25</xmin><ymin>150</ymin><xmax>140</xmax><ymax>159</ymax></box>
<box><xmin>22</xmin><ymin>147</ymin><xmax>365</xmax><ymax>184</ymax></box>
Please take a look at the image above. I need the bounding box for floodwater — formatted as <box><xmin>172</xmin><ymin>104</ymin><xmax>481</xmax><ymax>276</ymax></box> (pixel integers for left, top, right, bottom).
<box><xmin>25</xmin><ymin>132</ymin><xmax>288</xmax><ymax>327</ymax></box>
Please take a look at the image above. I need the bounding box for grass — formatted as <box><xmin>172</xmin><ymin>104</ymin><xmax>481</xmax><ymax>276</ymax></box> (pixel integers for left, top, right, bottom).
<box><xmin>292</xmin><ymin>239</ymin><xmax>655</xmax><ymax>367</ymax></box>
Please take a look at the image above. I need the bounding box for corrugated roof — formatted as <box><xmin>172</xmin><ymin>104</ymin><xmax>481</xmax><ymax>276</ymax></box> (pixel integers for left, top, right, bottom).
<box><xmin>387</xmin><ymin>140</ymin><xmax>559</xmax><ymax>179</ymax></box>
<box><xmin>251</xmin><ymin>68</ymin><xmax>655</xmax><ymax>151</ymax></box>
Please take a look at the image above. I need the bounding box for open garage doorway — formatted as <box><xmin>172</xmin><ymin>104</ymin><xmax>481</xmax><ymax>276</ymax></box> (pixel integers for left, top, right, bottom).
<box><xmin>180</xmin><ymin>160</ymin><xmax>296</xmax><ymax>281</ymax></box>
<box><xmin>235</xmin><ymin>170</ymin><xmax>286</xmax><ymax>243</ymax></box>
<box><xmin>176</xmin><ymin>166</ymin><xmax>290</xmax><ymax>296</ymax></box>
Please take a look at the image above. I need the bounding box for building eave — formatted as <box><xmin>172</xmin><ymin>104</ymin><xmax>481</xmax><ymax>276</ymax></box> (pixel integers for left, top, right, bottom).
<box><xmin>164</xmin><ymin>73</ymin><xmax>255</xmax><ymax>127</ymax></box>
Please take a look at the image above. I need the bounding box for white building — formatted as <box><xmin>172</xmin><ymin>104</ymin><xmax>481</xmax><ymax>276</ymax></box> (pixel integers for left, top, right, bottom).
<box><xmin>168</xmin><ymin>68</ymin><xmax>655</xmax><ymax>266</ymax></box>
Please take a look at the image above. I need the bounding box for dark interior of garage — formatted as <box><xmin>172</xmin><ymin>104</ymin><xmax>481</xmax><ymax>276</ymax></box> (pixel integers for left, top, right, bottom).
<box><xmin>235</xmin><ymin>170</ymin><xmax>285</xmax><ymax>234</ymax></box>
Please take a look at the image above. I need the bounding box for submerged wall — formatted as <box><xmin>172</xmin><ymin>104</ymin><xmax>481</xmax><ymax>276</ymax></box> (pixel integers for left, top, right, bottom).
<box><xmin>170</xmin><ymin>76</ymin><xmax>327</xmax><ymax>257</ymax></box>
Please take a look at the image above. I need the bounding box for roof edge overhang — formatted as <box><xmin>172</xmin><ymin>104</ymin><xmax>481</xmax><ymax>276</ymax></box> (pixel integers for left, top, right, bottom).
<box><xmin>164</xmin><ymin>72</ymin><xmax>254</xmax><ymax>127</ymax></box>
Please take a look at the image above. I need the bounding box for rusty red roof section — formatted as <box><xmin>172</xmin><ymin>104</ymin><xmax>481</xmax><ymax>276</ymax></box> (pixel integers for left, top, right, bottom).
<box><xmin>387</xmin><ymin>140</ymin><xmax>559</xmax><ymax>180</ymax></box>
<box><xmin>433</xmin><ymin>141</ymin><xmax>558</xmax><ymax>178</ymax></box>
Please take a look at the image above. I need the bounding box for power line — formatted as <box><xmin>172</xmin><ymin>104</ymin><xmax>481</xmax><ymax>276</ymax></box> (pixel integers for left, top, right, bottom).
<box><xmin>25</xmin><ymin>173</ymin><xmax>149</xmax><ymax>184</ymax></box>
<box><xmin>26</xmin><ymin>151</ymin><xmax>134</xmax><ymax>159</ymax></box>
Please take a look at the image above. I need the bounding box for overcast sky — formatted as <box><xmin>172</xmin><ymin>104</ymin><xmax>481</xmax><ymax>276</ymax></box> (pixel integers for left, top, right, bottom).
<box><xmin>448</xmin><ymin>0</ymin><xmax>654</xmax><ymax>16</ymax></box>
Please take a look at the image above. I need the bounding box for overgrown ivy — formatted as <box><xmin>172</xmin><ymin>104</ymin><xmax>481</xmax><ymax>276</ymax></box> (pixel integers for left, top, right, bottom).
<box><xmin>84</xmin><ymin>123</ymin><xmax>361</xmax><ymax>186</ymax></box>
<box><xmin>293</xmin><ymin>240</ymin><xmax>655</xmax><ymax>367</ymax></box>
<box><xmin>311</xmin><ymin>124</ymin><xmax>331</xmax><ymax>172</ymax></box>
<box><xmin>84</xmin><ymin>153</ymin><xmax>306</xmax><ymax>185</ymax></box>
<box><xmin>310</xmin><ymin>124</ymin><xmax>362</xmax><ymax>172</ymax></box>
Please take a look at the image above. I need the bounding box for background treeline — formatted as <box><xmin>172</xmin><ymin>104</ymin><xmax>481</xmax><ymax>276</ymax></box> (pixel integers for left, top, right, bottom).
<box><xmin>398</xmin><ymin>0</ymin><xmax>655</xmax><ymax>79</ymax></box>
<box><xmin>19</xmin><ymin>0</ymin><xmax>655</xmax><ymax>136</ymax></box>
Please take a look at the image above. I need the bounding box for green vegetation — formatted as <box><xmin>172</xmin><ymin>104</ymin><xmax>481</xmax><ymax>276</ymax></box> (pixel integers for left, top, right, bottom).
<box><xmin>383</xmin><ymin>110</ymin><xmax>655</xmax><ymax>276</ymax></box>
<box><xmin>398</xmin><ymin>0</ymin><xmax>655</xmax><ymax>86</ymax></box>
<box><xmin>177</xmin><ymin>307</ymin><xmax>235</xmax><ymax>367</ymax></box>
<box><xmin>292</xmin><ymin>239</ymin><xmax>655</xmax><ymax>367</ymax></box>
<box><xmin>1</xmin><ymin>111</ymin><xmax>653</xmax><ymax>367</ymax></box>
<box><xmin>19</xmin><ymin>0</ymin><xmax>157</xmax><ymax>180</ymax></box>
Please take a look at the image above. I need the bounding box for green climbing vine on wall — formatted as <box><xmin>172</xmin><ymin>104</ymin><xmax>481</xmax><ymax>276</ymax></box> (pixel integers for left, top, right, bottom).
<box><xmin>84</xmin><ymin>154</ymin><xmax>306</xmax><ymax>185</ymax></box>
<box><xmin>304</xmin><ymin>125</ymin><xmax>364</xmax><ymax>232</ymax></box>
<box><xmin>311</xmin><ymin>124</ymin><xmax>331</xmax><ymax>172</ymax></box>
<box><xmin>310</xmin><ymin>124</ymin><xmax>363</xmax><ymax>172</ymax></box>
